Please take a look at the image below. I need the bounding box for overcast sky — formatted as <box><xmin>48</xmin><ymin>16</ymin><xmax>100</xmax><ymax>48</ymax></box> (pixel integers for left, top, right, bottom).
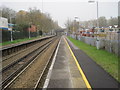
<box><xmin>0</xmin><ymin>0</ymin><xmax>119</xmax><ymax>28</ymax></box>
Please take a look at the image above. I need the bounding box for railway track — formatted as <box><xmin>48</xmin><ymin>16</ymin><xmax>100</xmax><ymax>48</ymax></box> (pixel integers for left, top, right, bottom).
<box><xmin>1</xmin><ymin>37</ymin><xmax>54</xmax><ymax>72</ymax></box>
<box><xmin>1</xmin><ymin>36</ymin><xmax>60</xmax><ymax>89</ymax></box>
<box><xmin>1</xmin><ymin>36</ymin><xmax>55</xmax><ymax>67</ymax></box>
<box><xmin>2</xmin><ymin>38</ymin><xmax>54</xmax><ymax>81</ymax></box>
<box><xmin>34</xmin><ymin>37</ymin><xmax>61</xmax><ymax>90</ymax></box>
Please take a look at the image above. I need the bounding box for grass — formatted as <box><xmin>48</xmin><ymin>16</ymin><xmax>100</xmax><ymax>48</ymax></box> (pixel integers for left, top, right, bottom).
<box><xmin>68</xmin><ymin>36</ymin><xmax>119</xmax><ymax>81</ymax></box>
<box><xmin>0</xmin><ymin>36</ymin><xmax>42</xmax><ymax>46</ymax></box>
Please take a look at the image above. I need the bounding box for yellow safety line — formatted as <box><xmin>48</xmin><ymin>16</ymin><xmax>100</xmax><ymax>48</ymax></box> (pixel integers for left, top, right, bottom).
<box><xmin>64</xmin><ymin>38</ymin><xmax>92</xmax><ymax>90</ymax></box>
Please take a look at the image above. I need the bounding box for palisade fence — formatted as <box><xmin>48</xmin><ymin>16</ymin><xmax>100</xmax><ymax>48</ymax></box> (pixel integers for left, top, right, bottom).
<box><xmin>69</xmin><ymin>33</ymin><xmax>120</xmax><ymax>56</ymax></box>
<box><xmin>2</xmin><ymin>30</ymin><xmax>39</xmax><ymax>42</ymax></box>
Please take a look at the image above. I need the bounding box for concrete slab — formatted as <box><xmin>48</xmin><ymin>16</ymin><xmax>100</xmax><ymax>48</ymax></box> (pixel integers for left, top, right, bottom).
<box><xmin>50</xmin><ymin>69</ymin><xmax>70</xmax><ymax>79</ymax></box>
<box><xmin>48</xmin><ymin>79</ymin><xmax>72</xmax><ymax>88</ymax></box>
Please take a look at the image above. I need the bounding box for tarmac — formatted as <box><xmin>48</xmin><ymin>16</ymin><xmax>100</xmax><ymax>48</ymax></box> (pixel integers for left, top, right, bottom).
<box><xmin>66</xmin><ymin>37</ymin><xmax>119</xmax><ymax>89</ymax></box>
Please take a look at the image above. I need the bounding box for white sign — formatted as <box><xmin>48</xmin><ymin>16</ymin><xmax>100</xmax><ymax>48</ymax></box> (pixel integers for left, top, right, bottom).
<box><xmin>0</xmin><ymin>17</ymin><xmax>8</xmax><ymax>28</ymax></box>
<box><xmin>8</xmin><ymin>28</ymin><xmax>12</xmax><ymax>31</ymax></box>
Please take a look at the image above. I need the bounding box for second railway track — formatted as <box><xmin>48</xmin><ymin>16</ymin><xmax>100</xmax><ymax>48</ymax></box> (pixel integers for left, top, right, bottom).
<box><xmin>1</xmin><ymin>37</ymin><xmax>54</xmax><ymax>72</ymax></box>
<box><xmin>1</xmin><ymin>36</ymin><xmax>60</xmax><ymax>89</ymax></box>
<box><xmin>1</xmin><ymin>35</ymin><xmax>55</xmax><ymax>57</ymax></box>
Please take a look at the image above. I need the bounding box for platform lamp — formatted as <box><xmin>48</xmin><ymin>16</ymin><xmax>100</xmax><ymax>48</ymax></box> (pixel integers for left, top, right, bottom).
<box><xmin>10</xmin><ymin>16</ymin><xmax>13</xmax><ymax>42</ymax></box>
<box><xmin>9</xmin><ymin>10</ymin><xmax>14</xmax><ymax>42</ymax></box>
<box><xmin>88</xmin><ymin>0</ymin><xmax>99</xmax><ymax>31</ymax></box>
<box><xmin>9</xmin><ymin>10</ymin><xmax>16</xmax><ymax>42</ymax></box>
<box><xmin>88</xmin><ymin>0</ymin><xmax>100</xmax><ymax>49</ymax></box>
<box><xmin>74</xmin><ymin>16</ymin><xmax>80</xmax><ymax>40</ymax></box>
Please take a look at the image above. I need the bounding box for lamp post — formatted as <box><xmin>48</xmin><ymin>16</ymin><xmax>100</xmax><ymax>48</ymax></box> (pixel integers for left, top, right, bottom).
<box><xmin>74</xmin><ymin>16</ymin><xmax>80</xmax><ymax>27</ymax></box>
<box><xmin>9</xmin><ymin>13</ymin><xmax>13</xmax><ymax>42</ymax></box>
<box><xmin>88</xmin><ymin>0</ymin><xmax>99</xmax><ymax>29</ymax></box>
<box><xmin>74</xmin><ymin>16</ymin><xmax>80</xmax><ymax>40</ymax></box>
<box><xmin>9</xmin><ymin>10</ymin><xmax>16</xmax><ymax>42</ymax></box>
<box><xmin>88</xmin><ymin>0</ymin><xmax>100</xmax><ymax>49</ymax></box>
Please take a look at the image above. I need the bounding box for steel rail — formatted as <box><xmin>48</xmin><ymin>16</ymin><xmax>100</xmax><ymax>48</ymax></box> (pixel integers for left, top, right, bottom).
<box><xmin>34</xmin><ymin>38</ymin><xmax>60</xmax><ymax>89</ymax></box>
<box><xmin>1</xmin><ymin>37</ymin><xmax>56</xmax><ymax>89</ymax></box>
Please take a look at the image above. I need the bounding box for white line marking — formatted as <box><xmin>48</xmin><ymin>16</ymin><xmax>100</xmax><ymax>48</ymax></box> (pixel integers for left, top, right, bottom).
<box><xmin>43</xmin><ymin>37</ymin><xmax>61</xmax><ymax>89</ymax></box>
<box><xmin>66</xmin><ymin>38</ymin><xmax>79</xmax><ymax>49</ymax></box>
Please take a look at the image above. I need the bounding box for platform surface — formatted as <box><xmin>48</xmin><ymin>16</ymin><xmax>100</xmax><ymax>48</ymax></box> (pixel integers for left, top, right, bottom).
<box><xmin>45</xmin><ymin>36</ymin><xmax>119</xmax><ymax>89</ymax></box>
<box><xmin>46</xmin><ymin>36</ymin><xmax>87</xmax><ymax>88</ymax></box>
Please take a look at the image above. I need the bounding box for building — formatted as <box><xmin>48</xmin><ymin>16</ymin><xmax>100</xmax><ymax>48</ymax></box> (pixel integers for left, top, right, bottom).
<box><xmin>0</xmin><ymin>17</ymin><xmax>8</xmax><ymax>30</ymax></box>
<box><xmin>28</xmin><ymin>25</ymin><xmax>37</xmax><ymax>32</ymax></box>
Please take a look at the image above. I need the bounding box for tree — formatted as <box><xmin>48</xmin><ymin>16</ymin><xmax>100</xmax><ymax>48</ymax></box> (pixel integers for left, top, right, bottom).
<box><xmin>64</xmin><ymin>19</ymin><xmax>80</xmax><ymax>33</ymax></box>
<box><xmin>65</xmin><ymin>19</ymin><xmax>72</xmax><ymax>31</ymax></box>
<box><xmin>98</xmin><ymin>16</ymin><xmax>107</xmax><ymax>27</ymax></box>
<box><xmin>1</xmin><ymin>6</ymin><xmax>60</xmax><ymax>37</ymax></box>
<box><xmin>1</xmin><ymin>6</ymin><xmax>16</xmax><ymax>23</ymax></box>
<box><xmin>107</xmin><ymin>17</ymin><xmax>118</xmax><ymax>27</ymax></box>
<box><xmin>73</xmin><ymin>16</ymin><xmax>118</xmax><ymax>29</ymax></box>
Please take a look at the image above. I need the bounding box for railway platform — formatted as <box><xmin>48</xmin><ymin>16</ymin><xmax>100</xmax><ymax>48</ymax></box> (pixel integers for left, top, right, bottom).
<box><xmin>43</xmin><ymin>36</ymin><xmax>87</xmax><ymax>88</ymax></box>
<box><xmin>43</xmin><ymin>36</ymin><xmax>119</xmax><ymax>89</ymax></box>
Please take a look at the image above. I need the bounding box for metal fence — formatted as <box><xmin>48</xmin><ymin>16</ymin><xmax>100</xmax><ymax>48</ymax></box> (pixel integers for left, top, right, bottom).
<box><xmin>69</xmin><ymin>33</ymin><xmax>120</xmax><ymax>56</ymax></box>
<box><xmin>2</xmin><ymin>30</ymin><xmax>38</xmax><ymax>42</ymax></box>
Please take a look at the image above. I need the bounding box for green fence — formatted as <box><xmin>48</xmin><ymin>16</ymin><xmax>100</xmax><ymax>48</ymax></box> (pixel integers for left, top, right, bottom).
<box><xmin>2</xmin><ymin>30</ymin><xmax>42</xmax><ymax>42</ymax></box>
